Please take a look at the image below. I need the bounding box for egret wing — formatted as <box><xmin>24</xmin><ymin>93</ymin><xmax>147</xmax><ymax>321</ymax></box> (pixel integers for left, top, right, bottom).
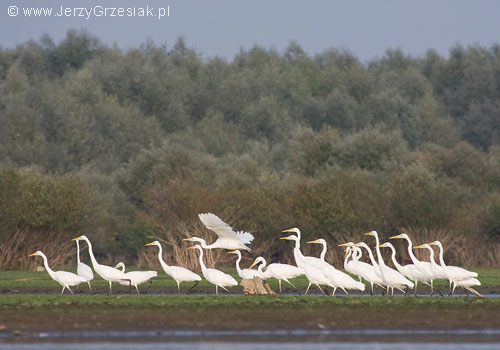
<box><xmin>198</xmin><ymin>213</ymin><xmax>239</xmax><ymax>241</ymax></box>
<box><xmin>236</xmin><ymin>231</ymin><xmax>254</xmax><ymax>245</ymax></box>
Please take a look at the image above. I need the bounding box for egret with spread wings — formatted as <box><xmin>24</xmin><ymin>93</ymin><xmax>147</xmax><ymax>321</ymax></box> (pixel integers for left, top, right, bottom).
<box><xmin>184</xmin><ymin>213</ymin><xmax>254</xmax><ymax>251</ymax></box>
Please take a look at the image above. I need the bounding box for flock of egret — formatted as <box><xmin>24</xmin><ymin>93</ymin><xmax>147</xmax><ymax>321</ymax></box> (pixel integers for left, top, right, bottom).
<box><xmin>29</xmin><ymin>213</ymin><xmax>481</xmax><ymax>297</ymax></box>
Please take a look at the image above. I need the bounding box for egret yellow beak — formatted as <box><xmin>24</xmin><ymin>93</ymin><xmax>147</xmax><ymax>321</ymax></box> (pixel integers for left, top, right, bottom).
<box><xmin>364</xmin><ymin>232</ymin><xmax>372</xmax><ymax>236</ymax></box>
<box><xmin>114</xmin><ymin>264</ymin><xmax>120</xmax><ymax>269</ymax></box>
<box><xmin>187</xmin><ymin>246</ymin><xmax>196</xmax><ymax>250</ymax></box>
<box><xmin>227</xmin><ymin>250</ymin><xmax>237</xmax><ymax>254</ymax></box>
<box><xmin>413</xmin><ymin>245</ymin><xmax>424</xmax><ymax>249</ymax></box>
<box><xmin>281</xmin><ymin>228</ymin><xmax>294</xmax><ymax>233</ymax></box>
<box><xmin>344</xmin><ymin>250</ymin><xmax>349</xmax><ymax>258</ymax></box>
<box><xmin>428</xmin><ymin>242</ymin><xmax>435</xmax><ymax>245</ymax></box>
<box><xmin>249</xmin><ymin>261</ymin><xmax>258</xmax><ymax>269</ymax></box>
<box><xmin>183</xmin><ymin>238</ymin><xmax>193</xmax><ymax>241</ymax></box>
<box><xmin>28</xmin><ymin>253</ymin><xmax>36</xmax><ymax>257</ymax></box>
<box><xmin>378</xmin><ymin>244</ymin><xmax>387</xmax><ymax>248</ymax></box>
<box><xmin>71</xmin><ymin>236</ymin><xmax>81</xmax><ymax>241</ymax></box>
<box><xmin>145</xmin><ymin>242</ymin><xmax>154</xmax><ymax>246</ymax></box>
<box><xmin>279</xmin><ymin>236</ymin><xmax>291</xmax><ymax>240</ymax></box>
<box><xmin>389</xmin><ymin>234</ymin><xmax>402</xmax><ymax>239</ymax></box>
<box><xmin>338</xmin><ymin>243</ymin><xmax>350</xmax><ymax>247</ymax></box>
<box><xmin>306</xmin><ymin>240</ymin><xmax>319</xmax><ymax>244</ymax></box>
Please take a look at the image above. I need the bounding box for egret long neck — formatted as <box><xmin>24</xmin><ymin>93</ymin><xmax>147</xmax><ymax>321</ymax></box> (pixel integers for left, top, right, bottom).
<box><xmin>437</xmin><ymin>244</ymin><xmax>447</xmax><ymax>267</ymax></box>
<box><xmin>388</xmin><ymin>245</ymin><xmax>402</xmax><ymax>270</ymax></box>
<box><xmin>426</xmin><ymin>247</ymin><xmax>439</xmax><ymax>268</ymax></box>
<box><xmin>292</xmin><ymin>237</ymin><xmax>305</xmax><ymax>267</ymax></box>
<box><xmin>343</xmin><ymin>248</ymin><xmax>351</xmax><ymax>269</ymax></box>
<box><xmin>373</xmin><ymin>235</ymin><xmax>385</xmax><ymax>267</ymax></box>
<box><xmin>319</xmin><ymin>242</ymin><xmax>327</xmax><ymax>263</ymax></box>
<box><xmin>404</xmin><ymin>237</ymin><xmax>420</xmax><ymax>266</ymax></box>
<box><xmin>76</xmin><ymin>240</ymin><xmax>81</xmax><ymax>264</ymax></box>
<box><xmin>84</xmin><ymin>238</ymin><xmax>100</xmax><ymax>269</ymax></box>
<box><xmin>197</xmin><ymin>248</ymin><xmax>208</xmax><ymax>274</ymax></box>
<box><xmin>40</xmin><ymin>253</ymin><xmax>57</xmax><ymax>280</ymax></box>
<box><xmin>156</xmin><ymin>245</ymin><xmax>170</xmax><ymax>270</ymax></box>
<box><xmin>234</xmin><ymin>252</ymin><xmax>242</xmax><ymax>276</ymax></box>
<box><xmin>362</xmin><ymin>246</ymin><xmax>378</xmax><ymax>267</ymax></box>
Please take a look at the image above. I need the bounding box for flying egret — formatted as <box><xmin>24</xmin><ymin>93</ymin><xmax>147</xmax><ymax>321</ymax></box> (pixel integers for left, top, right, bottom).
<box><xmin>378</xmin><ymin>242</ymin><xmax>432</xmax><ymax>296</ymax></box>
<box><xmin>249</xmin><ymin>256</ymin><xmax>304</xmax><ymax>294</ymax></box>
<box><xmin>187</xmin><ymin>213</ymin><xmax>254</xmax><ymax>251</ymax></box>
<box><xmin>280</xmin><ymin>234</ymin><xmax>329</xmax><ymax>295</ymax></box>
<box><xmin>145</xmin><ymin>241</ymin><xmax>201</xmax><ymax>294</ymax></box>
<box><xmin>29</xmin><ymin>251</ymin><xmax>86</xmax><ymax>294</ymax></box>
<box><xmin>427</xmin><ymin>241</ymin><xmax>480</xmax><ymax>296</ymax></box>
<box><xmin>307</xmin><ymin>239</ymin><xmax>365</xmax><ymax>295</ymax></box>
<box><xmin>390</xmin><ymin>233</ymin><xmax>441</xmax><ymax>296</ymax></box>
<box><xmin>228</xmin><ymin>250</ymin><xmax>262</xmax><ymax>279</ymax></box>
<box><xmin>72</xmin><ymin>235</ymin><xmax>131</xmax><ymax>294</ymax></box>
<box><xmin>75</xmin><ymin>239</ymin><xmax>93</xmax><ymax>293</ymax></box>
<box><xmin>339</xmin><ymin>243</ymin><xmax>383</xmax><ymax>295</ymax></box>
<box><xmin>364</xmin><ymin>231</ymin><xmax>414</xmax><ymax>295</ymax></box>
<box><xmin>187</xmin><ymin>245</ymin><xmax>238</xmax><ymax>295</ymax></box>
<box><xmin>114</xmin><ymin>262</ymin><xmax>158</xmax><ymax>294</ymax></box>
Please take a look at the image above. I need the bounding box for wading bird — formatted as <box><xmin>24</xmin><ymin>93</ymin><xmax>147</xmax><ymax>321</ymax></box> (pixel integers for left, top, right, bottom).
<box><xmin>184</xmin><ymin>213</ymin><xmax>254</xmax><ymax>251</ymax></box>
<box><xmin>145</xmin><ymin>241</ymin><xmax>201</xmax><ymax>294</ymax></box>
<box><xmin>29</xmin><ymin>251</ymin><xmax>86</xmax><ymax>294</ymax></box>
<box><xmin>72</xmin><ymin>235</ymin><xmax>131</xmax><ymax>294</ymax></box>
<box><xmin>249</xmin><ymin>256</ymin><xmax>304</xmax><ymax>294</ymax></box>
<box><xmin>280</xmin><ymin>233</ymin><xmax>329</xmax><ymax>295</ymax></box>
<box><xmin>75</xmin><ymin>239</ymin><xmax>93</xmax><ymax>293</ymax></box>
<box><xmin>114</xmin><ymin>262</ymin><xmax>157</xmax><ymax>294</ymax></box>
<box><xmin>378</xmin><ymin>242</ymin><xmax>432</xmax><ymax>296</ymax></box>
<box><xmin>427</xmin><ymin>241</ymin><xmax>481</xmax><ymax>297</ymax></box>
<box><xmin>339</xmin><ymin>243</ymin><xmax>383</xmax><ymax>295</ymax></box>
<box><xmin>307</xmin><ymin>239</ymin><xmax>365</xmax><ymax>295</ymax></box>
<box><xmin>390</xmin><ymin>233</ymin><xmax>441</xmax><ymax>296</ymax></box>
<box><xmin>228</xmin><ymin>250</ymin><xmax>261</xmax><ymax>279</ymax></box>
<box><xmin>188</xmin><ymin>244</ymin><xmax>237</xmax><ymax>295</ymax></box>
<box><xmin>364</xmin><ymin>231</ymin><xmax>414</xmax><ymax>295</ymax></box>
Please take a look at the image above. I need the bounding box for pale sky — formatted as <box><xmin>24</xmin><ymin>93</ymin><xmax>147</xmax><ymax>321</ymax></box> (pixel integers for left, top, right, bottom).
<box><xmin>2</xmin><ymin>0</ymin><xmax>500</xmax><ymax>61</ymax></box>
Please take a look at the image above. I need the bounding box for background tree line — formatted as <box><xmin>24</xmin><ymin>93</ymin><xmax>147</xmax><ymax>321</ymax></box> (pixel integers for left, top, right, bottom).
<box><xmin>1</xmin><ymin>29</ymin><xmax>500</xmax><ymax>270</ymax></box>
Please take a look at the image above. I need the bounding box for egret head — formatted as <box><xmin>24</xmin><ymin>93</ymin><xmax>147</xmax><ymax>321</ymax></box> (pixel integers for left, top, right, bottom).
<box><xmin>114</xmin><ymin>262</ymin><xmax>125</xmax><ymax>271</ymax></box>
<box><xmin>71</xmin><ymin>235</ymin><xmax>87</xmax><ymax>242</ymax></box>
<box><xmin>279</xmin><ymin>235</ymin><xmax>298</xmax><ymax>242</ymax></box>
<box><xmin>413</xmin><ymin>243</ymin><xmax>431</xmax><ymax>250</ymax></box>
<box><xmin>249</xmin><ymin>256</ymin><xmax>266</xmax><ymax>269</ymax></box>
<box><xmin>187</xmin><ymin>245</ymin><xmax>202</xmax><ymax>252</ymax></box>
<box><xmin>227</xmin><ymin>250</ymin><xmax>241</xmax><ymax>257</ymax></box>
<box><xmin>306</xmin><ymin>238</ymin><xmax>326</xmax><ymax>246</ymax></box>
<box><xmin>364</xmin><ymin>230</ymin><xmax>378</xmax><ymax>237</ymax></box>
<box><xmin>428</xmin><ymin>241</ymin><xmax>443</xmax><ymax>248</ymax></box>
<box><xmin>389</xmin><ymin>233</ymin><xmax>409</xmax><ymax>240</ymax></box>
<box><xmin>145</xmin><ymin>240</ymin><xmax>160</xmax><ymax>247</ymax></box>
<box><xmin>282</xmin><ymin>228</ymin><xmax>300</xmax><ymax>235</ymax></box>
<box><xmin>354</xmin><ymin>242</ymin><xmax>370</xmax><ymax>250</ymax></box>
<box><xmin>338</xmin><ymin>242</ymin><xmax>355</xmax><ymax>247</ymax></box>
<box><xmin>183</xmin><ymin>237</ymin><xmax>205</xmax><ymax>244</ymax></box>
<box><xmin>28</xmin><ymin>251</ymin><xmax>43</xmax><ymax>258</ymax></box>
<box><xmin>378</xmin><ymin>242</ymin><xmax>393</xmax><ymax>249</ymax></box>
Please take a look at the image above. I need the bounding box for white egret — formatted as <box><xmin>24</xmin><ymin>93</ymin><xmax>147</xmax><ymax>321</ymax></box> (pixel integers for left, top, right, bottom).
<box><xmin>114</xmin><ymin>262</ymin><xmax>158</xmax><ymax>294</ymax></box>
<box><xmin>280</xmin><ymin>233</ymin><xmax>329</xmax><ymax>295</ymax></box>
<box><xmin>187</xmin><ymin>244</ymin><xmax>237</xmax><ymax>295</ymax></box>
<box><xmin>189</xmin><ymin>213</ymin><xmax>254</xmax><ymax>251</ymax></box>
<box><xmin>364</xmin><ymin>231</ymin><xmax>414</xmax><ymax>295</ymax></box>
<box><xmin>427</xmin><ymin>241</ymin><xmax>480</xmax><ymax>296</ymax></box>
<box><xmin>390</xmin><ymin>233</ymin><xmax>441</xmax><ymax>296</ymax></box>
<box><xmin>72</xmin><ymin>235</ymin><xmax>131</xmax><ymax>294</ymax></box>
<box><xmin>29</xmin><ymin>251</ymin><xmax>86</xmax><ymax>294</ymax></box>
<box><xmin>307</xmin><ymin>239</ymin><xmax>365</xmax><ymax>295</ymax></box>
<box><xmin>342</xmin><ymin>246</ymin><xmax>358</xmax><ymax>279</ymax></box>
<box><xmin>339</xmin><ymin>243</ymin><xmax>384</xmax><ymax>295</ymax></box>
<box><xmin>353</xmin><ymin>242</ymin><xmax>386</xmax><ymax>295</ymax></box>
<box><xmin>249</xmin><ymin>256</ymin><xmax>304</xmax><ymax>293</ymax></box>
<box><xmin>76</xmin><ymin>239</ymin><xmax>93</xmax><ymax>293</ymax></box>
<box><xmin>378</xmin><ymin>242</ymin><xmax>432</xmax><ymax>296</ymax></box>
<box><xmin>145</xmin><ymin>241</ymin><xmax>201</xmax><ymax>294</ymax></box>
<box><xmin>228</xmin><ymin>250</ymin><xmax>262</xmax><ymax>279</ymax></box>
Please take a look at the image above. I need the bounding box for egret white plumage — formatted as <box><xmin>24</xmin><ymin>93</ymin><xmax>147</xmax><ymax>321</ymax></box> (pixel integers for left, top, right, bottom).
<box><xmin>307</xmin><ymin>239</ymin><xmax>365</xmax><ymax>295</ymax></box>
<box><xmin>280</xmin><ymin>233</ymin><xmax>329</xmax><ymax>295</ymax></box>
<box><xmin>249</xmin><ymin>256</ymin><xmax>304</xmax><ymax>293</ymax></box>
<box><xmin>378</xmin><ymin>242</ymin><xmax>432</xmax><ymax>296</ymax></box>
<box><xmin>75</xmin><ymin>239</ymin><xmax>93</xmax><ymax>293</ymax></box>
<box><xmin>427</xmin><ymin>241</ymin><xmax>481</xmax><ymax>296</ymax></box>
<box><xmin>390</xmin><ymin>233</ymin><xmax>441</xmax><ymax>296</ymax></box>
<box><xmin>364</xmin><ymin>231</ymin><xmax>413</xmax><ymax>295</ymax></box>
<box><xmin>187</xmin><ymin>213</ymin><xmax>254</xmax><ymax>251</ymax></box>
<box><xmin>72</xmin><ymin>235</ymin><xmax>131</xmax><ymax>294</ymax></box>
<box><xmin>114</xmin><ymin>262</ymin><xmax>157</xmax><ymax>294</ymax></box>
<box><xmin>145</xmin><ymin>240</ymin><xmax>201</xmax><ymax>294</ymax></box>
<box><xmin>29</xmin><ymin>251</ymin><xmax>86</xmax><ymax>294</ymax></box>
<box><xmin>228</xmin><ymin>250</ymin><xmax>261</xmax><ymax>279</ymax></box>
<box><xmin>188</xmin><ymin>244</ymin><xmax>237</xmax><ymax>295</ymax></box>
